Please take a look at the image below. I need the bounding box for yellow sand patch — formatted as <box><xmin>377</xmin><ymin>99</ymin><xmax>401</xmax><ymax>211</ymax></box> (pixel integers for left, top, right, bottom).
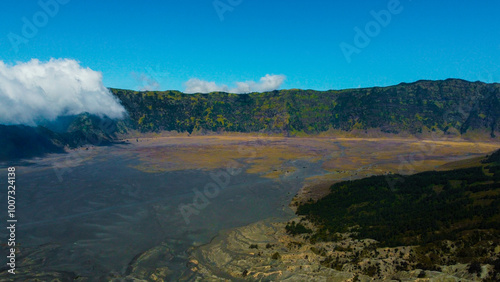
<box><xmin>125</xmin><ymin>136</ymin><xmax>499</xmax><ymax>181</ymax></box>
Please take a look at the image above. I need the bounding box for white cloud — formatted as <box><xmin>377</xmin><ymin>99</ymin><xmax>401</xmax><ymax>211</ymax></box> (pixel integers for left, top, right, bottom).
<box><xmin>184</xmin><ymin>74</ymin><xmax>286</xmax><ymax>94</ymax></box>
<box><xmin>0</xmin><ymin>58</ymin><xmax>126</xmax><ymax>125</ymax></box>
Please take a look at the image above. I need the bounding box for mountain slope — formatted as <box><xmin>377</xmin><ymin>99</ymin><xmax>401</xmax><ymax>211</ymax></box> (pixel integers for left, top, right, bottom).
<box><xmin>0</xmin><ymin>114</ymin><xmax>120</xmax><ymax>161</ymax></box>
<box><xmin>296</xmin><ymin>162</ymin><xmax>500</xmax><ymax>246</ymax></box>
<box><xmin>289</xmin><ymin>150</ymin><xmax>500</xmax><ymax>278</ymax></box>
<box><xmin>1</xmin><ymin>79</ymin><xmax>499</xmax><ymax>161</ymax></box>
<box><xmin>112</xmin><ymin>79</ymin><xmax>500</xmax><ymax>136</ymax></box>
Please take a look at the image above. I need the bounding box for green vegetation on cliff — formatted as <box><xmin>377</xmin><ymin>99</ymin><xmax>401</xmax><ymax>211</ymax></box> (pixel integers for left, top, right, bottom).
<box><xmin>2</xmin><ymin>79</ymin><xmax>499</xmax><ymax>161</ymax></box>
<box><xmin>112</xmin><ymin>79</ymin><xmax>500</xmax><ymax>136</ymax></box>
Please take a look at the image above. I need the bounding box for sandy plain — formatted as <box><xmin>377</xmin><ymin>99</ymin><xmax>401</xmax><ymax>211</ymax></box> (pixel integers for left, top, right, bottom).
<box><xmin>1</xmin><ymin>134</ymin><xmax>499</xmax><ymax>280</ymax></box>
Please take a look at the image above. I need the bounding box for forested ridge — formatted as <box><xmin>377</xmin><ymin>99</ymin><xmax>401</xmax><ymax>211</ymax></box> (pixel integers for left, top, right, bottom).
<box><xmin>112</xmin><ymin>79</ymin><xmax>500</xmax><ymax>136</ymax></box>
<box><xmin>294</xmin><ymin>150</ymin><xmax>500</xmax><ymax>247</ymax></box>
<box><xmin>285</xmin><ymin>150</ymin><xmax>500</xmax><ymax>277</ymax></box>
<box><xmin>2</xmin><ymin>79</ymin><xmax>500</xmax><ymax>161</ymax></box>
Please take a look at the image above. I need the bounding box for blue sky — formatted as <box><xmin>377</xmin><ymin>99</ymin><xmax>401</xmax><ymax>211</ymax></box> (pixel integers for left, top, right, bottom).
<box><xmin>1</xmin><ymin>0</ymin><xmax>499</xmax><ymax>92</ymax></box>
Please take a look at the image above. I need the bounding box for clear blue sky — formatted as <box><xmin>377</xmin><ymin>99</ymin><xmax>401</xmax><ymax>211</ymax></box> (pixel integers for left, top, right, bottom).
<box><xmin>1</xmin><ymin>0</ymin><xmax>499</xmax><ymax>91</ymax></box>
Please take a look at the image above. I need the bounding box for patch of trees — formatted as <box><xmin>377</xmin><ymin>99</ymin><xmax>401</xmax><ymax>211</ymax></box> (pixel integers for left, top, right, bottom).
<box><xmin>296</xmin><ymin>159</ymin><xmax>500</xmax><ymax>247</ymax></box>
<box><xmin>285</xmin><ymin>221</ymin><xmax>312</xmax><ymax>235</ymax></box>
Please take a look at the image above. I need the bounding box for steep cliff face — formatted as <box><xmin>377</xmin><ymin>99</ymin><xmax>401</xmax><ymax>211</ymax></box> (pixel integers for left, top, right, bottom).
<box><xmin>1</xmin><ymin>79</ymin><xmax>499</xmax><ymax>161</ymax></box>
<box><xmin>112</xmin><ymin>79</ymin><xmax>500</xmax><ymax>136</ymax></box>
<box><xmin>0</xmin><ymin>114</ymin><xmax>119</xmax><ymax>161</ymax></box>
<box><xmin>0</xmin><ymin>125</ymin><xmax>65</xmax><ymax>161</ymax></box>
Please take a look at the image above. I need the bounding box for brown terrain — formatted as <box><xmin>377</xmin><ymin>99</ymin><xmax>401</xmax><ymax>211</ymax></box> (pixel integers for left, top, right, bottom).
<box><xmin>113</xmin><ymin>134</ymin><xmax>499</xmax><ymax>281</ymax></box>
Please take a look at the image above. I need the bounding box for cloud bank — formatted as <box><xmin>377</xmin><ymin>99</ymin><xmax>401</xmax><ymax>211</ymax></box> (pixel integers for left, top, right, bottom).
<box><xmin>184</xmin><ymin>74</ymin><xmax>286</xmax><ymax>94</ymax></box>
<box><xmin>0</xmin><ymin>58</ymin><xmax>126</xmax><ymax>125</ymax></box>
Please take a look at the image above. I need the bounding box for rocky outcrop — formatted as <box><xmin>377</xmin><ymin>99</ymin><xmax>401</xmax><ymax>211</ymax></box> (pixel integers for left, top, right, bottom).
<box><xmin>188</xmin><ymin>218</ymin><xmax>492</xmax><ymax>281</ymax></box>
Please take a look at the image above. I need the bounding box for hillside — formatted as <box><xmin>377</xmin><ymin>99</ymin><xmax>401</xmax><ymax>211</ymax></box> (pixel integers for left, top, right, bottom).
<box><xmin>186</xmin><ymin>150</ymin><xmax>500</xmax><ymax>281</ymax></box>
<box><xmin>289</xmin><ymin>150</ymin><xmax>500</xmax><ymax>279</ymax></box>
<box><xmin>1</xmin><ymin>79</ymin><xmax>499</xmax><ymax>161</ymax></box>
<box><xmin>112</xmin><ymin>79</ymin><xmax>500</xmax><ymax>137</ymax></box>
<box><xmin>0</xmin><ymin>114</ymin><xmax>119</xmax><ymax>161</ymax></box>
<box><xmin>296</xmin><ymin>161</ymin><xmax>500</xmax><ymax>246</ymax></box>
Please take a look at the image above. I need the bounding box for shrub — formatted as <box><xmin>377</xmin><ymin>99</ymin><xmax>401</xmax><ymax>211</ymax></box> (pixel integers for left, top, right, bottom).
<box><xmin>468</xmin><ymin>261</ymin><xmax>482</xmax><ymax>275</ymax></box>
<box><xmin>271</xmin><ymin>252</ymin><xmax>281</xmax><ymax>260</ymax></box>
